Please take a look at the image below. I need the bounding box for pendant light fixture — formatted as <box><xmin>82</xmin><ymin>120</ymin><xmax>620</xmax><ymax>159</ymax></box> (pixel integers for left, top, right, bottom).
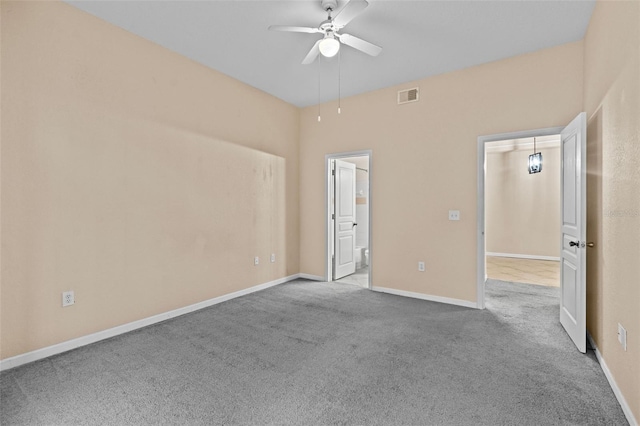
<box><xmin>528</xmin><ymin>137</ymin><xmax>543</xmax><ymax>174</ymax></box>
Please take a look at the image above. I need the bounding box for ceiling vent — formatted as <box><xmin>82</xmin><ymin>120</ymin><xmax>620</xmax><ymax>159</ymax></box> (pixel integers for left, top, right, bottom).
<box><xmin>398</xmin><ymin>87</ymin><xmax>419</xmax><ymax>105</ymax></box>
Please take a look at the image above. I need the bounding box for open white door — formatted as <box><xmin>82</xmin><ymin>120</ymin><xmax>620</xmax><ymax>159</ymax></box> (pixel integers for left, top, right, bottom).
<box><xmin>560</xmin><ymin>112</ymin><xmax>587</xmax><ymax>353</ymax></box>
<box><xmin>333</xmin><ymin>160</ymin><xmax>357</xmax><ymax>280</ymax></box>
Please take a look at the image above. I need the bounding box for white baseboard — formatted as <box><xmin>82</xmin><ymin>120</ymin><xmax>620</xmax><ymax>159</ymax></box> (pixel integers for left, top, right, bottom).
<box><xmin>371</xmin><ymin>286</ymin><xmax>478</xmax><ymax>309</ymax></box>
<box><xmin>486</xmin><ymin>252</ymin><xmax>560</xmax><ymax>261</ymax></box>
<box><xmin>587</xmin><ymin>332</ymin><xmax>638</xmax><ymax>426</ymax></box>
<box><xmin>0</xmin><ymin>274</ymin><xmax>300</xmax><ymax>372</ymax></box>
<box><xmin>298</xmin><ymin>273</ymin><xmax>325</xmax><ymax>281</ymax></box>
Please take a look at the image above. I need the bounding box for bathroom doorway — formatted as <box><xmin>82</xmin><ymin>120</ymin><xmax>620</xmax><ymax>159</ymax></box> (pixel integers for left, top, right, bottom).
<box><xmin>325</xmin><ymin>151</ymin><xmax>371</xmax><ymax>289</ymax></box>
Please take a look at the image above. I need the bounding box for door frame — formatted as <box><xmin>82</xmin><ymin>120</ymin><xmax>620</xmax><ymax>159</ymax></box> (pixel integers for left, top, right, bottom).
<box><xmin>325</xmin><ymin>150</ymin><xmax>372</xmax><ymax>288</ymax></box>
<box><xmin>476</xmin><ymin>127</ymin><xmax>563</xmax><ymax>309</ymax></box>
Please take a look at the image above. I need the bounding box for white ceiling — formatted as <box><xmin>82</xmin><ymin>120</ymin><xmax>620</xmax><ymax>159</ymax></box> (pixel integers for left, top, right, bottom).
<box><xmin>66</xmin><ymin>0</ymin><xmax>596</xmax><ymax>108</ymax></box>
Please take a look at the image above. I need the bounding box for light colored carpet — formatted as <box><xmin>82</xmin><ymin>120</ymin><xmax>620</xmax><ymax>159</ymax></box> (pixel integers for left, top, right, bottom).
<box><xmin>1</xmin><ymin>279</ymin><xmax>627</xmax><ymax>425</ymax></box>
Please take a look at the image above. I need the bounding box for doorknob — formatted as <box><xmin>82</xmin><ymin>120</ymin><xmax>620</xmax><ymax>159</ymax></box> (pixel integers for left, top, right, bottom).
<box><xmin>587</xmin><ymin>242</ymin><xmax>595</xmax><ymax>248</ymax></box>
<box><xmin>352</xmin><ymin>223</ymin><xmax>358</xmax><ymax>228</ymax></box>
<box><xmin>569</xmin><ymin>241</ymin><xmax>580</xmax><ymax>247</ymax></box>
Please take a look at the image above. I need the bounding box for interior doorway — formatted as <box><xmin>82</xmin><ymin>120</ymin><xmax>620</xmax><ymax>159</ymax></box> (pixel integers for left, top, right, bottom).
<box><xmin>484</xmin><ymin>135</ymin><xmax>562</xmax><ymax>288</ymax></box>
<box><xmin>325</xmin><ymin>151</ymin><xmax>371</xmax><ymax>289</ymax></box>
<box><xmin>478</xmin><ymin>114</ymin><xmax>589</xmax><ymax>354</ymax></box>
<box><xmin>476</xmin><ymin>126</ymin><xmax>564</xmax><ymax>309</ymax></box>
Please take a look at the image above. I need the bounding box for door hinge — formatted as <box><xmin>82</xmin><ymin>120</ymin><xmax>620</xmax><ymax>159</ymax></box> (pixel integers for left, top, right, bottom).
<box><xmin>332</xmin><ymin>214</ymin><xmax>335</xmax><ymax>220</ymax></box>
<box><xmin>332</xmin><ymin>169</ymin><xmax>335</xmax><ymax>176</ymax></box>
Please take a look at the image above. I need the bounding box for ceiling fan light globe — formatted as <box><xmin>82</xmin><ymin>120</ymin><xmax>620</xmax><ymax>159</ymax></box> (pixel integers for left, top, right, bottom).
<box><xmin>319</xmin><ymin>37</ymin><xmax>340</xmax><ymax>57</ymax></box>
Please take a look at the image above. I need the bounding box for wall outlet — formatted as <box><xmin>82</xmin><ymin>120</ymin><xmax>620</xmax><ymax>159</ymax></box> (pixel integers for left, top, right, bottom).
<box><xmin>271</xmin><ymin>253</ymin><xmax>276</xmax><ymax>263</ymax></box>
<box><xmin>418</xmin><ymin>261</ymin><xmax>425</xmax><ymax>272</ymax></box>
<box><xmin>618</xmin><ymin>323</ymin><xmax>627</xmax><ymax>351</ymax></box>
<box><xmin>62</xmin><ymin>291</ymin><xmax>75</xmax><ymax>307</ymax></box>
<box><xmin>254</xmin><ymin>257</ymin><xmax>259</xmax><ymax>266</ymax></box>
<box><xmin>448</xmin><ymin>210</ymin><xmax>460</xmax><ymax>221</ymax></box>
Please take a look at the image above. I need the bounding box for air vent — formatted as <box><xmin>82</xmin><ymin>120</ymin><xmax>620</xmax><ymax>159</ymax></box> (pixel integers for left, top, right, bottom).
<box><xmin>398</xmin><ymin>87</ymin><xmax>419</xmax><ymax>105</ymax></box>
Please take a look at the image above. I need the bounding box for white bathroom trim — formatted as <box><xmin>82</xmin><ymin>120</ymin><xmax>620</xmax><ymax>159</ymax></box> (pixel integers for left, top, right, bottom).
<box><xmin>325</xmin><ymin>150</ymin><xmax>372</xmax><ymax>289</ymax></box>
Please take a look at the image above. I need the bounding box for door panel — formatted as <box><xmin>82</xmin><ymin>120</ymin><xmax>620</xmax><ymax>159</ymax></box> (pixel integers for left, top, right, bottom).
<box><xmin>338</xmin><ymin>236</ymin><xmax>354</xmax><ymax>264</ymax></box>
<box><xmin>333</xmin><ymin>160</ymin><xmax>357</xmax><ymax>280</ymax></box>
<box><xmin>560</xmin><ymin>112</ymin><xmax>587</xmax><ymax>353</ymax></box>
<box><xmin>562</xmin><ymin>260</ymin><xmax>577</xmax><ymax>321</ymax></box>
<box><xmin>563</xmin><ymin>134</ymin><xmax>577</xmax><ymax>224</ymax></box>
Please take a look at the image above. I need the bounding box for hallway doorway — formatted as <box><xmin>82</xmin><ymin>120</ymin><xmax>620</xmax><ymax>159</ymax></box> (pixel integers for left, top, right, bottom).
<box><xmin>483</xmin><ymin>135</ymin><xmax>561</xmax><ymax>289</ymax></box>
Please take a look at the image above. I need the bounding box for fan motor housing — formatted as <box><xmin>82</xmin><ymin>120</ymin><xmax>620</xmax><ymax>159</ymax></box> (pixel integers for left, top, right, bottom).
<box><xmin>322</xmin><ymin>0</ymin><xmax>338</xmax><ymax>12</ymax></box>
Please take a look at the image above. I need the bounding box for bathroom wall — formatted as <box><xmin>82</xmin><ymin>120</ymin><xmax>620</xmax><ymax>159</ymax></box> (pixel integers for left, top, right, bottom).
<box><xmin>355</xmin><ymin>177</ymin><xmax>369</xmax><ymax>249</ymax></box>
<box><xmin>339</xmin><ymin>156</ymin><xmax>369</xmax><ymax>250</ymax></box>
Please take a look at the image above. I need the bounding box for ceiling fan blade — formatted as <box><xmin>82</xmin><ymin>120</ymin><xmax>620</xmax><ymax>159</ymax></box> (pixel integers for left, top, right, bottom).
<box><xmin>268</xmin><ymin>25</ymin><xmax>321</xmax><ymax>34</ymax></box>
<box><xmin>338</xmin><ymin>33</ymin><xmax>382</xmax><ymax>56</ymax></box>
<box><xmin>302</xmin><ymin>40</ymin><xmax>322</xmax><ymax>65</ymax></box>
<box><xmin>333</xmin><ymin>0</ymin><xmax>369</xmax><ymax>28</ymax></box>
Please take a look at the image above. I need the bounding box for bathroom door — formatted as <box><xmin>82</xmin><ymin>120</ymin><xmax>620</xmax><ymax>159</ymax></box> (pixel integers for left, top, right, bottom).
<box><xmin>333</xmin><ymin>160</ymin><xmax>357</xmax><ymax>280</ymax></box>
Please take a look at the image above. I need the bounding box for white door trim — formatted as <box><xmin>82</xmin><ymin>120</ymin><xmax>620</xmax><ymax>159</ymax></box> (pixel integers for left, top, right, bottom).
<box><xmin>476</xmin><ymin>127</ymin><xmax>563</xmax><ymax>309</ymax></box>
<box><xmin>325</xmin><ymin>150</ymin><xmax>372</xmax><ymax>288</ymax></box>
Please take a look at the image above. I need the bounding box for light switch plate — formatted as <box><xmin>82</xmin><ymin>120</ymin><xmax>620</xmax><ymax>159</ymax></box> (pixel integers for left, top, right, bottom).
<box><xmin>448</xmin><ymin>210</ymin><xmax>460</xmax><ymax>221</ymax></box>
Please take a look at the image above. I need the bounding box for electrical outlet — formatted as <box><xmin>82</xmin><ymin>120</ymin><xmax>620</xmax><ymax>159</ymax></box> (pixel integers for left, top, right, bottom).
<box><xmin>271</xmin><ymin>253</ymin><xmax>276</xmax><ymax>263</ymax></box>
<box><xmin>618</xmin><ymin>323</ymin><xmax>627</xmax><ymax>351</ymax></box>
<box><xmin>448</xmin><ymin>210</ymin><xmax>460</xmax><ymax>221</ymax></box>
<box><xmin>62</xmin><ymin>291</ymin><xmax>75</xmax><ymax>307</ymax></box>
<box><xmin>254</xmin><ymin>256</ymin><xmax>259</xmax><ymax>266</ymax></box>
<box><xmin>418</xmin><ymin>261</ymin><xmax>425</xmax><ymax>272</ymax></box>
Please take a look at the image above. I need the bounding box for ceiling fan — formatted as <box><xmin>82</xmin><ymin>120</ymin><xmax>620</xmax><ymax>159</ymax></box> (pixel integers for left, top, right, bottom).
<box><xmin>269</xmin><ymin>0</ymin><xmax>382</xmax><ymax>64</ymax></box>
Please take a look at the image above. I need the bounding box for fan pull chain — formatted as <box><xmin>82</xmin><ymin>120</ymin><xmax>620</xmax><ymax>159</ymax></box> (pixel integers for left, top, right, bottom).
<box><xmin>317</xmin><ymin>54</ymin><xmax>322</xmax><ymax>122</ymax></box>
<box><xmin>338</xmin><ymin>48</ymin><xmax>342</xmax><ymax>114</ymax></box>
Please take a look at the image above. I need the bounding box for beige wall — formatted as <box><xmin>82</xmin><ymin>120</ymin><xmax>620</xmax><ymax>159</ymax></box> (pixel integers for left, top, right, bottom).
<box><xmin>2</xmin><ymin>1</ymin><xmax>637</xmax><ymax>419</ymax></box>
<box><xmin>584</xmin><ymin>0</ymin><xmax>640</xmax><ymax>420</ymax></box>
<box><xmin>486</xmin><ymin>144</ymin><xmax>561</xmax><ymax>258</ymax></box>
<box><xmin>0</xmin><ymin>1</ymin><xmax>300</xmax><ymax>359</ymax></box>
<box><xmin>299</xmin><ymin>42</ymin><xmax>583</xmax><ymax>302</ymax></box>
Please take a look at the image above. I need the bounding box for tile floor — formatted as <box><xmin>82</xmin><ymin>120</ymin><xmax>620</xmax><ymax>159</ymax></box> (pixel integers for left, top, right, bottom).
<box><xmin>486</xmin><ymin>256</ymin><xmax>560</xmax><ymax>287</ymax></box>
<box><xmin>336</xmin><ymin>266</ymin><xmax>369</xmax><ymax>288</ymax></box>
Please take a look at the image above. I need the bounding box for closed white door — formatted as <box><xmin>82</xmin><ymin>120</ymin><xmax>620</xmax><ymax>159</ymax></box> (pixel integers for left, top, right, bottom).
<box><xmin>560</xmin><ymin>112</ymin><xmax>587</xmax><ymax>353</ymax></box>
<box><xmin>333</xmin><ymin>160</ymin><xmax>357</xmax><ymax>280</ymax></box>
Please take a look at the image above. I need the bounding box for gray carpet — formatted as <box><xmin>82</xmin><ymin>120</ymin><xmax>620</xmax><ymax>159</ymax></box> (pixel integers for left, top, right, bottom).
<box><xmin>1</xmin><ymin>279</ymin><xmax>628</xmax><ymax>425</ymax></box>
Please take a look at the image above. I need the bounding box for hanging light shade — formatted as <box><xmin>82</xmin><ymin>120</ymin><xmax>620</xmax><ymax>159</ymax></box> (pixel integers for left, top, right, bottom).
<box><xmin>528</xmin><ymin>152</ymin><xmax>543</xmax><ymax>174</ymax></box>
<box><xmin>528</xmin><ymin>137</ymin><xmax>543</xmax><ymax>174</ymax></box>
<box><xmin>319</xmin><ymin>34</ymin><xmax>340</xmax><ymax>58</ymax></box>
